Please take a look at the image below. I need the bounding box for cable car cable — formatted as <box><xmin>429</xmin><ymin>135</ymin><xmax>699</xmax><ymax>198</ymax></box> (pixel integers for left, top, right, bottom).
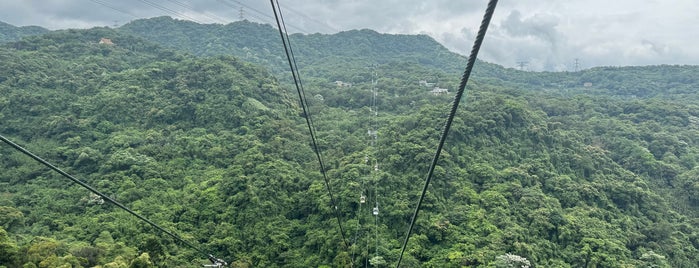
<box><xmin>350</xmin><ymin>188</ymin><xmax>364</xmax><ymax>263</ymax></box>
<box><xmin>395</xmin><ymin>0</ymin><xmax>498</xmax><ymax>267</ymax></box>
<box><xmin>270</xmin><ymin>0</ymin><xmax>352</xmax><ymax>253</ymax></box>
<box><xmin>370</xmin><ymin>68</ymin><xmax>381</xmax><ymax>262</ymax></box>
<box><xmin>0</xmin><ymin>134</ymin><xmax>226</xmax><ymax>265</ymax></box>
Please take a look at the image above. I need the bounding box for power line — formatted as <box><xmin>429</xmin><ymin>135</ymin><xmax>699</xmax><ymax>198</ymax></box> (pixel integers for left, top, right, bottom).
<box><xmin>277</xmin><ymin>2</ymin><xmax>339</xmax><ymax>33</ymax></box>
<box><xmin>0</xmin><ymin>134</ymin><xmax>227</xmax><ymax>265</ymax></box>
<box><xmin>217</xmin><ymin>0</ymin><xmax>270</xmax><ymax>24</ymax></box>
<box><xmin>270</xmin><ymin>0</ymin><xmax>352</xmax><ymax>256</ymax></box>
<box><xmin>223</xmin><ymin>0</ymin><xmax>308</xmax><ymax>33</ymax></box>
<box><xmin>164</xmin><ymin>0</ymin><xmax>231</xmax><ymax>24</ymax></box>
<box><xmin>237</xmin><ymin>0</ymin><xmax>273</xmax><ymax>20</ymax></box>
<box><xmin>224</xmin><ymin>0</ymin><xmax>274</xmax><ymax>22</ymax></box>
<box><xmin>88</xmin><ymin>0</ymin><xmax>139</xmax><ymax>20</ymax></box>
<box><xmin>136</xmin><ymin>0</ymin><xmax>204</xmax><ymax>24</ymax></box>
<box><xmin>395</xmin><ymin>0</ymin><xmax>499</xmax><ymax>267</ymax></box>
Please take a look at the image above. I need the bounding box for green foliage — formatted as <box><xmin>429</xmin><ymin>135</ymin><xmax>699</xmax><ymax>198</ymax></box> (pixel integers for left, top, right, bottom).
<box><xmin>369</xmin><ymin>256</ymin><xmax>387</xmax><ymax>267</ymax></box>
<box><xmin>0</xmin><ymin>206</ymin><xmax>24</xmax><ymax>232</ymax></box>
<box><xmin>119</xmin><ymin>16</ymin><xmax>476</xmax><ymax>77</ymax></box>
<box><xmin>0</xmin><ymin>21</ymin><xmax>48</xmax><ymax>43</ymax></box>
<box><xmin>0</xmin><ymin>19</ymin><xmax>699</xmax><ymax>267</ymax></box>
<box><xmin>494</xmin><ymin>253</ymin><xmax>530</xmax><ymax>268</ymax></box>
<box><xmin>128</xmin><ymin>253</ymin><xmax>154</xmax><ymax>268</ymax></box>
<box><xmin>0</xmin><ymin>227</ymin><xmax>20</xmax><ymax>266</ymax></box>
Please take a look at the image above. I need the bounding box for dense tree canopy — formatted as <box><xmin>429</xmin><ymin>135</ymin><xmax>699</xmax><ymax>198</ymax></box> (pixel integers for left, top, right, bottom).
<box><xmin>1</xmin><ymin>18</ymin><xmax>699</xmax><ymax>267</ymax></box>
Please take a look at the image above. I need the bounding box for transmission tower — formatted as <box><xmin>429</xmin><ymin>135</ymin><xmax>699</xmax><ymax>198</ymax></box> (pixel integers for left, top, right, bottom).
<box><xmin>239</xmin><ymin>7</ymin><xmax>245</xmax><ymax>20</ymax></box>
<box><xmin>574</xmin><ymin>58</ymin><xmax>580</xmax><ymax>72</ymax></box>
<box><xmin>516</xmin><ymin>61</ymin><xmax>528</xmax><ymax>71</ymax></box>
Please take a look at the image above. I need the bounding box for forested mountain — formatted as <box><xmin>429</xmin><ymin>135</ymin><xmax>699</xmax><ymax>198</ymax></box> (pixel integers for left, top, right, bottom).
<box><xmin>119</xmin><ymin>16</ymin><xmax>476</xmax><ymax>76</ymax></box>
<box><xmin>0</xmin><ymin>21</ymin><xmax>48</xmax><ymax>43</ymax></box>
<box><xmin>1</xmin><ymin>18</ymin><xmax>699</xmax><ymax>268</ymax></box>
<box><xmin>119</xmin><ymin>17</ymin><xmax>699</xmax><ymax>99</ymax></box>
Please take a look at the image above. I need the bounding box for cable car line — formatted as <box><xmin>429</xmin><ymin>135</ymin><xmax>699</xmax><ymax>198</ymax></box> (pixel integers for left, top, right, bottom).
<box><xmin>270</xmin><ymin>0</ymin><xmax>352</xmax><ymax>255</ymax></box>
<box><xmin>395</xmin><ymin>0</ymin><xmax>499</xmax><ymax>267</ymax></box>
<box><xmin>350</xmin><ymin>186</ymin><xmax>365</xmax><ymax>265</ymax></box>
<box><xmin>0</xmin><ymin>134</ymin><xmax>227</xmax><ymax>266</ymax></box>
<box><xmin>369</xmin><ymin>66</ymin><xmax>382</xmax><ymax>263</ymax></box>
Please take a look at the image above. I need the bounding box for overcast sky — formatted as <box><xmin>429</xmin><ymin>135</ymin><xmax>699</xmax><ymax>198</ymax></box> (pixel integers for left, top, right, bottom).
<box><xmin>1</xmin><ymin>0</ymin><xmax>697</xmax><ymax>71</ymax></box>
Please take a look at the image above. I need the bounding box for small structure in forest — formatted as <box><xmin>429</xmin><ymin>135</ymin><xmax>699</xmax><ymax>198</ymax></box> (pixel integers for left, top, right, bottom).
<box><xmin>367</xmin><ymin>129</ymin><xmax>377</xmax><ymax>138</ymax></box>
<box><xmin>419</xmin><ymin>80</ymin><xmax>435</xmax><ymax>87</ymax></box>
<box><xmin>335</xmin><ymin>80</ymin><xmax>352</xmax><ymax>87</ymax></box>
<box><xmin>99</xmin><ymin>38</ymin><xmax>114</xmax><ymax>45</ymax></box>
<box><xmin>430</xmin><ymin>87</ymin><xmax>449</xmax><ymax>95</ymax></box>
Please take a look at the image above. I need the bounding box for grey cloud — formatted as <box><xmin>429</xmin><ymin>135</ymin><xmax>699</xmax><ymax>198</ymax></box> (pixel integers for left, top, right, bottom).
<box><xmin>641</xmin><ymin>40</ymin><xmax>667</xmax><ymax>55</ymax></box>
<box><xmin>501</xmin><ymin>10</ymin><xmax>562</xmax><ymax>50</ymax></box>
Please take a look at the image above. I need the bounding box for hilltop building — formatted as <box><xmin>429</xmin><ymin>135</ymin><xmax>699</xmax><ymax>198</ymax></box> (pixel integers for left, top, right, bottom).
<box><xmin>431</xmin><ymin>87</ymin><xmax>449</xmax><ymax>95</ymax></box>
<box><xmin>419</xmin><ymin>80</ymin><xmax>435</xmax><ymax>87</ymax></box>
<box><xmin>335</xmin><ymin>81</ymin><xmax>352</xmax><ymax>87</ymax></box>
<box><xmin>99</xmin><ymin>38</ymin><xmax>114</xmax><ymax>45</ymax></box>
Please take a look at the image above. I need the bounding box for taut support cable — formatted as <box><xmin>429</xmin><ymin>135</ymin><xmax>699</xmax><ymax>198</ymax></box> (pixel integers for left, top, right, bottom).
<box><xmin>395</xmin><ymin>1</ymin><xmax>498</xmax><ymax>267</ymax></box>
<box><xmin>270</xmin><ymin>0</ymin><xmax>352</xmax><ymax>253</ymax></box>
<box><xmin>0</xmin><ymin>134</ymin><xmax>226</xmax><ymax>264</ymax></box>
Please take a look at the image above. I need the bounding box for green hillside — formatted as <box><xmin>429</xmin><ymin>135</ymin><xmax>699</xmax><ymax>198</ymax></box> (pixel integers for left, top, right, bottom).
<box><xmin>0</xmin><ymin>21</ymin><xmax>48</xmax><ymax>44</ymax></box>
<box><xmin>118</xmin><ymin>16</ymin><xmax>479</xmax><ymax>76</ymax></box>
<box><xmin>1</xmin><ymin>19</ymin><xmax>699</xmax><ymax>268</ymax></box>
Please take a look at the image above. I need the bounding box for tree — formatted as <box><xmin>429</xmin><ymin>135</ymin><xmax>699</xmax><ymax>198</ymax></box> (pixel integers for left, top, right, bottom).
<box><xmin>369</xmin><ymin>256</ymin><xmax>386</xmax><ymax>267</ymax></box>
<box><xmin>639</xmin><ymin>250</ymin><xmax>670</xmax><ymax>268</ymax></box>
<box><xmin>129</xmin><ymin>253</ymin><xmax>154</xmax><ymax>268</ymax></box>
<box><xmin>0</xmin><ymin>227</ymin><xmax>20</xmax><ymax>266</ymax></box>
<box><xmin>25</xmin><ymin>237</ymin><xmax>62</xmax><ymax>266</ymax></box>
<box><xmin>494</xmin><ymin>253</ymin><xmax>531</xmax><ymax>268</ymax></box>
<box><xmin>0</xmin><ymin>206</ymin><xmax>24</xmax><ymax>232</ymax></box>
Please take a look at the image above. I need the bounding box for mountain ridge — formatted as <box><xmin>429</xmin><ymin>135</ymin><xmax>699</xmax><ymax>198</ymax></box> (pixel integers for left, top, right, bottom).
<box><xmin>0</xmin><ymin>21</ymin><xmax>49</xmax><ymax>43</ymax></box>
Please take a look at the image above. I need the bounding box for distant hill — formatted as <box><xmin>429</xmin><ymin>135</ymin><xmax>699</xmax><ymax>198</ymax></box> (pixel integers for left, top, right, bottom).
<box><xmin>0</xmin><ymin>21</ymin><xmax>49</xmax><ymax>43</ymax></box>
<box><xmin>119</xmin><ymin>16</ymin><xmax>479</xmax><ymax>75</ymax></box>
<box><xmin>119</xmin><ymin>17</ymin><xmax>699</xmax><ymax>99</ymax></box>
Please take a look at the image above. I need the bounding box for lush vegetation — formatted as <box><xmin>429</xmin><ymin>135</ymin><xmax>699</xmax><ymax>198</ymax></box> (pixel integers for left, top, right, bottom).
<box><xmin>0</xmin><ymin>22</ymin><xmax>48</xmax><ymax>44</ymax></box>
<box><xmin>1</xmin><ymin>18</ymin><xmax>699</xmax><ymax>267</ymax></box>
<box><xmin>119</xmin><ymin>16</ymin><xmax>477</xmax><ymax>76</ymax></box>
